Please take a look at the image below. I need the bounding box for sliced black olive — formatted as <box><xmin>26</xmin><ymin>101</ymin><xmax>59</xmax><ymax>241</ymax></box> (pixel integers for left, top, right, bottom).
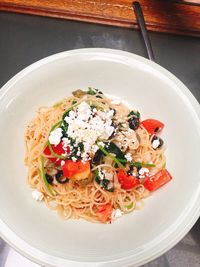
<box><xmin>92</xmin><ymin>149</ymin><xmax>104</xmax><ymax>165</ymax></box>
<box><xmin>127</xmin><ymin>170</ymin><xmax>132</xmax><ymax>176</ymax></box>
<box><xmin>112</xmin><ymin>109</ymin><xmax>116</xmax><ymax>116</ymax></box>
<box><xmin>46</xmin><ymin>174</ymin><xmax>53</xmax><ymax>184</ymax></box>
<box><xmin>128</xmin><ymin>117</ymin><xmax>140</xmax><ymax>130</ymax></box>
<box><xmin>96</xmin><ymin>95</ymin><xmax>103</xmax><ymax>99</ymax></box>
<box><xmin>151</xmin><ymin>135</ymin><xmax>164</xmax><ymax>149</ymax></box>
<box><xmin>55</xmin><ymin>170</ymin><xmax>69</xmax><ymax>184</ymax></box>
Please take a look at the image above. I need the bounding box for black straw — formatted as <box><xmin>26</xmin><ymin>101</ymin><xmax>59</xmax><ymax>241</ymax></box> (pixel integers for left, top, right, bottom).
<box><xmin>133</xmin><ymin>1</ymin><xmax>155</xmax><ymax>61</ymax></box>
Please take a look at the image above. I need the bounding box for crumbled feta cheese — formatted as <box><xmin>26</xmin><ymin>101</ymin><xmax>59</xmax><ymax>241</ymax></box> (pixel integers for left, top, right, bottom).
<box><xmin>111</xmin><ymin>99</ymin><xmax>121</xmax><ymax>105</ymax></box>
<box><xmin>64</xmin><ymin>101</ymin><xmax>115</xmax><ymax>162</ymax></box>
<box><xmin>49</xmin><ymin>127</ymin><xmax>63</xmax><ymax>146</ymax></box>
<box><xmin>139</xmin><ymin>175</ymin><xmax>145</xmax><ymax>179</ymax></box>
<box><xmin>111</xmin><ymin>209</ymin><xmax>123</xmax><ymax>220</ymax></box>
<box><xmin>61</xmin><ymin>160</ymin><xmax>65</xmax><ymax>166</ymax></box>
<box><xmin>125</xmin><ymin>152</ymin><xmax>132</xmax><ymax>162</ymax></box>
<box><xmin>138</xmin><ymin>167</ymin><xmax>149</xmax><ymax>176</ymax></box>
<box><xmin>32</xmin><ymin>190</ymin><xmax>44</xmax><ymax>201</ymax></box>
<box><xmin>92</xmin><ymin>145</ymin><xmax>99</xmax><ymax>153</ymax></box>
<box><xmin>76</xmin><ymin>150</ymin><xmax>81</xmax><ymax>156</ymax></box>
<box><xmin>98</xmin><ymin>170</ymin><xmax>105</xmax><ymax>181</ymax></box>
<box><xmin>152</xmin><ymin>139</ymin><xmax>160</xmax><ymax>149</ymax></box>
<box><xmin>98</xmin><ymin>141</ymin><xmax>105</xmax><ymax>147</ymax></box>
<box><xmin>71</xmin><ymin>156</ymin><xmax>77</xmax><ymax>162</ymax></box>
<box><xmin>62</xmin><ymin>137</ymin><xmax>70</xmax><ymax>146</ymax></box>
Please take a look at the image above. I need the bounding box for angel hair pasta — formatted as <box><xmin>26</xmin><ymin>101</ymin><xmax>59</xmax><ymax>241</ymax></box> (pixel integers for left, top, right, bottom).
<box><xmin>25</xmin><ymin>88</ymin><xmax>172</xmax><ymax>223</ymax></box>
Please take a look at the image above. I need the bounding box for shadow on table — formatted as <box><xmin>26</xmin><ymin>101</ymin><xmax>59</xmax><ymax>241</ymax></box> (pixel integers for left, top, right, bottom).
<box><xmin>190</xmin><ymin>217</ymin><xmax>200</xmax><ymax>245</ymax></box>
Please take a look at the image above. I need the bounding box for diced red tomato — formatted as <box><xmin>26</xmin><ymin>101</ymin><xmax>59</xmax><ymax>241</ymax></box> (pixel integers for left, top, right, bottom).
<box><xmin>43</xmin><ymin>143</ymin><xmax>65</xmax><ymax>165</ymax></box>
<box><xmin>143</xmin><ymin>169</ymin><xmax>172</xmax><ymax>192</ymax></box>
<box><xmin>140</xmin><ymin>119</ymin><xmax>164</xmax><ymax>135</ymax></box>
<box><xmin>117</xmin><ymin>169</ymin><xmax>140</xmax><ymax>190</ymax></box>
<box><xmin>62</xmin><ymin>160</ymin><xmax>90</xmax><ymax>180</ymax></box>
<box><xmin>96</xmin><ymin>204</ymin><xmax>113</xmax><ymax>223</ymax></box>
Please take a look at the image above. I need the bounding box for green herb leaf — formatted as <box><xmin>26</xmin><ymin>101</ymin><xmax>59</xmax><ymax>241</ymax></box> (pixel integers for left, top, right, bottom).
<box><xmin>106</xmin><ymin>142</ymin><xmax>126</xmax><ymax>164</ymax></box>
<box><xmin>87</xmin><ymin>87</ymin><xmax>96</xmax><ymax>95</ymax></box>
<box><xmin>92</xmin><ymin>149</ymin><xmax>104</xmax><ymax>165</ymax></box>
<box><xmin>94</xmin><ymin>169</ymin><xmax>114</xmax><ymax>192</ymax></box>
<box><xmin>128</xmin><ymin>110</ymin><xmax>140</xmax><ymax>119</ymax></box>
<box><xmin>47</xmin><ymin>141</ymin><xmax>66</xmax><ymax>159</ymax></box>
<box><xmin>96</xmin><ymin>143</ymin><xmax>125</xmax><ymax>170</ymax></box>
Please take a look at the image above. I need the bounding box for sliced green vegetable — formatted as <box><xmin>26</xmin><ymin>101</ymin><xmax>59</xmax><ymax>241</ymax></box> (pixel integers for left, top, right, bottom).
<box><xmin>43</xmin><ymin>121</ymin><xmax>62</xmax><ymax>153</ymax></box>
<box><xmin>87</xmin><ymin>87</ymin><xmax>96</xmax><ymax>95</ymax></box>
<box><xmin>47</xmin><ymin>141</ymin><xmax>66</xmax><ymax>159</ymax></box>
<box><xmin>96</xmin><ymin>143</ymin><xmax>125</xmax><ymax>170</ymax></box>
<box><xmin>130</xmin><ymin>162</ymin><xmax>155</xmax><ymax>168</ymax></box>
<box><xmin>62</xmin><ymin>102</ymin><xmax>79</xmax><ymax>122</ymax></box>
<box><xmin>50</xmin><ymin>120</ymin><xmax>62</xmax><ymax>133</ymax></box>
<box><xmin>40</xmin><ymin>156</ymin><xmax>56</xmax><ymax>196</ymax></box>
<box><xmin>87</xmin><ymin>87</ymin><xmax>103</xmax><ymax>95</ymax></box>
<box><xmin>126</xmin><ymin>203</ymin><xmax>133</xmax><ymax>209</ymax></box>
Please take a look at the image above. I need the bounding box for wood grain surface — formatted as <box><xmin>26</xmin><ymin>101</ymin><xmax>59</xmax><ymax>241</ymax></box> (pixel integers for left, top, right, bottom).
<box><xmin>0</xmin><ymin>0</ymin><xmax>200</xmax><ymax>37</ymax></box>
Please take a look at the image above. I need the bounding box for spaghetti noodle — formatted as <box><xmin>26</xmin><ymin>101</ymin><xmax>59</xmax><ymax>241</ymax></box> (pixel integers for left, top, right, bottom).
<box><xmin>25</xmin><ymin>88</ymin><xmax>172</xmax><ymax>223</ymax></box>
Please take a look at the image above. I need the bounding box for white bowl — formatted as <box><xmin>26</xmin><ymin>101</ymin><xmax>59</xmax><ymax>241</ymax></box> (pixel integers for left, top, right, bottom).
<box><xmin>0</xmin><ymin>48</ymin><xmax>200</xmax><ymax>267</ymax></box>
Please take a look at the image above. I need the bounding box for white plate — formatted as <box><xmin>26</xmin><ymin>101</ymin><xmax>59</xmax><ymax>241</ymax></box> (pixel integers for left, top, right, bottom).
<box><xmin>0</xmin><ymin>48</ymin><xmax>200</xmax><ymax>267</ymax></box>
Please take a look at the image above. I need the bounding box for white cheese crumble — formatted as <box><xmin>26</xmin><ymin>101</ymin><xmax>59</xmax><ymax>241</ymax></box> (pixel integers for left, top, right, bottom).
<box><xmin>110</xmin><ymin>99</ymin><xmax>121</xmax><ymax>105</ymax></box>
<box><xmin>98</xmin><ymin>170</ymin><xmax>105</xmax><ymax>181</ymax></box>
<box><xmin>61</xmin><ymin>160</ymin><xmax>65</xmax><ymax>166</ymax></box>
<box><xmin>32</xmin><ymin>190</ymin><xmax>44</xmax><ymax>201</ymax></box>
<box><xmin>138</xmin><ymin>167</ymin><xmax>149</xmax><ymax>176</ymax></box>
<box><xmin>111</xmin><ymin>209</ymin><xmax>123</xmax><ymax>220</ymax></box>
<box><xmin>125</xmin><ymin>152</ymin><xmax>132</xmax><ymax>162</ymax></box>
<box><xmin>152</xmin><ymin>139</ymin><xmax>160</xmax><ymax>149</ymax></box>
<box><xmin>64</xmin><ymin>101</ymin><xmax>115</xmax><ymax>161</ymax></box>
<box><xmin>71</xmin><ymin>156</ymin><xmax>77</xmax><ymax>162</ymax></box>
<box><xmin>49</xmin><ymin>127</ymin><xmax>63</xmax><ymax>146</ymax></box>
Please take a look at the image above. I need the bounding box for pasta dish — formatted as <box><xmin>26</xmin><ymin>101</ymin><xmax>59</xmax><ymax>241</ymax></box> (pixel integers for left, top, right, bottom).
<box><xmin>25</xmin><ymin>88</ymin><xmax>172</xmax><ymax>223</ymax></box>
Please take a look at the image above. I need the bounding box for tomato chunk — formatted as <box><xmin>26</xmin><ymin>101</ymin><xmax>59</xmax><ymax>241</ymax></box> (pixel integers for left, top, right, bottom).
<box><xmin>62</xmin><ymin>160</ymin><xmax>90</xmax><ymax>180</ymax></box>
<box><xmin>140</xmin><ymin>119</ymin><xmax>164</xmax><ymax>135</ymax></box>
<box><xmin>117</xmin><ymin>169</ymin><xmax>140</xmax><ymax>190</ymax></box>
<box><xmin>43</xmin><ymin>143</ymin><xmax>65</xmax><ymax>165</ymax></box>
<box><xmin>96</xmin><ymin>204</ymin><xmax>113</xmax><ymax>223</ymax></box>
<box><xmin>143</xmin><ymin>169</ymin><xmax>172</xmax><ymax>192</ymax></box>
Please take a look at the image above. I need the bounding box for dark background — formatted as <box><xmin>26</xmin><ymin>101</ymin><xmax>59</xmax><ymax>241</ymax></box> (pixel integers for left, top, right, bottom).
<box><xmin>0</xmin><ymin>11</ymin><xmax>200</xmax><ymax>267</ymax></box>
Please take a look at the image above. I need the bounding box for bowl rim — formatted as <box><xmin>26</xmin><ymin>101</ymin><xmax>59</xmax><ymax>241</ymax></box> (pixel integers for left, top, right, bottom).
<box><xmin>0</xmin><ymin>48</ymin><xmax>200</xmax><ymax>267</ymax></box>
